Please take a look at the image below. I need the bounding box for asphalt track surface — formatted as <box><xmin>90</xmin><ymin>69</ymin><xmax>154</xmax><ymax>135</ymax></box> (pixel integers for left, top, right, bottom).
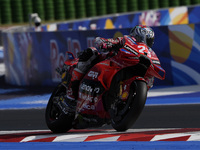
<box><xmin>0</xmin><ymin>104</ymin><xmax>200</xmax><ymax>131</ymax></box>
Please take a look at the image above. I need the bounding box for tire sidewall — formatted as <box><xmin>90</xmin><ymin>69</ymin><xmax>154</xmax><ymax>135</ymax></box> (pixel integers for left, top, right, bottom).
<box><xmin>111</xmin><ymin>80</ymin><xmax>147</xmax><ymax>131</ymax></box>
<box><xmin>45</xmin><ymin>83</ymin><xmax>74</xmax><ymax>133</ymax></box>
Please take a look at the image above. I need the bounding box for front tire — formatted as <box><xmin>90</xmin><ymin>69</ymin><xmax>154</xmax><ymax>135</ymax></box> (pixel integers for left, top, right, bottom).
<box><xmin>109</xmin><ymin>80</ymin><xmax>147</xmax><ymax>131</ymax></box>
<box><xmin>45</xmin><ymin>83</ymin><xmax>75</xmax><ymax>133</ymax></box>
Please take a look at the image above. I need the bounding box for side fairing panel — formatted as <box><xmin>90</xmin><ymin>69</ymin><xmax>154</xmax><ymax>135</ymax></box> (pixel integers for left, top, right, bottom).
<box><xmin>76</xmin><ymin>60</ymin><xmax>119</xmax><ymax>118</ymax></box>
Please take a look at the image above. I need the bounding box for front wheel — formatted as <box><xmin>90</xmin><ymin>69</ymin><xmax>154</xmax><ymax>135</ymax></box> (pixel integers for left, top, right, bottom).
<box><xmin>45</xmin><ymin>83</ymin><xmax>75</xmax><ymax>133</ymax></box>
<box><xmin>109</xmin><ymin>80</ymin><xmax>147</xmax><ymax>131</ymax></box>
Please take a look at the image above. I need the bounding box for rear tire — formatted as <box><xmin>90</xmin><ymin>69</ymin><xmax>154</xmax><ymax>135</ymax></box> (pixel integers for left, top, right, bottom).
<box><xmin>45</xmin><ymin>83</ymin><xmax>75</xmax><ymax>133</ymax></box>
<box><xmin>109</xmin><ymin>80</ymin><xmax>147</xmax><ymax>131</ymax></box>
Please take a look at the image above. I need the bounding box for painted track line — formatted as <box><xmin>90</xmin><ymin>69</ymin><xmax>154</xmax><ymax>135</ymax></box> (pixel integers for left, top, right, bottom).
<box><xmin>2</xmin><ymin>128</ymin><xmax>200</xmax><ymax>142</ymax></box>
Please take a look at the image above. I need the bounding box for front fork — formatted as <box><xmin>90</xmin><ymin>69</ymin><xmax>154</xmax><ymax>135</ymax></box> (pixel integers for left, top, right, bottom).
<box><xmin>119</xmin><ymin>76</ymin><xmax>146</xmax><ymax>101</ymax></box>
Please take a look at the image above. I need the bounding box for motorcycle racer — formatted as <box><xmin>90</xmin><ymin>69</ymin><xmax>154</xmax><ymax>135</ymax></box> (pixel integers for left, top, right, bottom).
<box><xmin>65</xmin><ymin>25</ymin><xmax>155</xmax><ymax>110</ymax></box>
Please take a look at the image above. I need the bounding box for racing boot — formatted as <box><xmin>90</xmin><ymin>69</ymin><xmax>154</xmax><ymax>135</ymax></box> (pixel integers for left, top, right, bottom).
<box><xmin>66</xmin><ymin>47</ymin><xmax>99</xmax><ymax>101</ymax></box>
<box><xmin>63</xmin><ymin>68</ymin><xmax>84</xmax><ymax>113</ymax></box>
<box><xmin>63</xmin><ymin>47</ymin><xmax>99</xmax><ymax>113</ymax></box>
<box><xmin>66</xmin><ymin>68</ymin><xmax>84</xmax><ymax>101</ymax></box>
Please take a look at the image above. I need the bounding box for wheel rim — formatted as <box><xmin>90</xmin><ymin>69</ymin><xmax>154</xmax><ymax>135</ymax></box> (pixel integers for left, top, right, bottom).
<box><xmin>110</xmin><ymin>81</ymin><xmax>136</xmax><ymax>123</ymax></box>
<box><xmin>48</xmin><ymin>87</ymin><xmax>66</xmax><ymax>121</ymax></box>
<box><xmin>49</xmin><ymin>97</ymin><xmax>62</xmax><ymax>121</ymax></box>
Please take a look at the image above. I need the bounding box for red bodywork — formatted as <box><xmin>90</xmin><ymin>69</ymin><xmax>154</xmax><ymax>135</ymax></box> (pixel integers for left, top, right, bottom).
<box><xmin>64</xmin><ymin>35</ymin><xmax>165</xmax><ymax>124</ymax></box>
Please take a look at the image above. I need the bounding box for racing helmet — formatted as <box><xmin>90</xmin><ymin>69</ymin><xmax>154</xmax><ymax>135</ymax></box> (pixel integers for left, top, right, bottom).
<box><xmin>130</xmin><ymin>25</ymin><xmax>155</xmax><ymax>48</ymax></box>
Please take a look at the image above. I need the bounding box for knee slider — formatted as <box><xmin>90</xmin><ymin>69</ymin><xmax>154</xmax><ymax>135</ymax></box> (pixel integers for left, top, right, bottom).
<box><xmin>78</xmin><ymin>47</ymin><xmax>99</xmax><ymax>62</ymax></box>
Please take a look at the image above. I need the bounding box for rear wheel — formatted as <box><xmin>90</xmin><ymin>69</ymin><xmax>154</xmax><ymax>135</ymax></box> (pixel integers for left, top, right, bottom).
<box><xmin>109</xmin><ymin>80</ymin><xmax>147</xmax><ymax>131</ymax></box>
<box><xmin>45</xmin><ymin>83</ymin><xmax>75</xmax><ymax>133</ymax></box>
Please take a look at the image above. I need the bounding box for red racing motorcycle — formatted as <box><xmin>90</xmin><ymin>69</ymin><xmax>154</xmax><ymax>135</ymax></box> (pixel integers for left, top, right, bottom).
<box><xmin>45</xmin><ymin>36</ymin><xmax>165</xmax><ymax>133</ymax></box>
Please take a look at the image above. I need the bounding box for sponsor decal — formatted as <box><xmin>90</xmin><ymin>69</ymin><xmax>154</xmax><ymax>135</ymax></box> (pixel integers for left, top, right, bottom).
<box><xmin>80</xmin><ymin>83</ymin><xmax>100</xmax><ymax>94</ymax></box>
<box><xmin>121</xmin><ymin>48</ymin><xmax>131</xmax><ymax>54</ymax></box>
<box><xmin>80</xmin><ymin>83</ymin><xmax>93</xmax><ymax>93</ymax></box>
<box><xmin>88</xmin><ymin>71</ymin><xmax>98</xmax><ymax>79</ymax></box>
<box><xmin>83</xmin><ymin>103</ymin><xmax>95</xmax><ymax>110</ymax></box>
<box><xmin>79</xmin><ymin>92</ymin><xmax>99</xmax><ymax>103</ymax></box>
<box><xmin>99</xmin><ymin>62</ymin><xmax>110</xmax><ymax>66</ymax></box>
<box><xmin>124</xmin><ymin>45</ymin><xmax>138</xmax><ymax>55</ymax></box>
<box><xmin>79</xmin><ymin>92</ymin><xmax>93</xmax><ymax>102</ymax></box>
<box><xmin>152</xmin><ymin>59</ymin><xmax>160</xmax><ymax>65</ymax></box>
<box><xmin>121</xmin><ymin>92</ymin><xmax>129</xmax><ymax>99</ymax></box>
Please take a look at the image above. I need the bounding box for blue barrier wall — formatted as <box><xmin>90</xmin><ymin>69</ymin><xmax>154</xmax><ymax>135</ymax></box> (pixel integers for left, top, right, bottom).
<box><xmin>3</xmin><ymin>24</ymin><xmax>200</xmax><ymax>86</ymax></box>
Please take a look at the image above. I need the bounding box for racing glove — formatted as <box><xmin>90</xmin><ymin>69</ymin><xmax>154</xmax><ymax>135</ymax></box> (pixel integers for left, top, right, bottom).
<box><xmin>95</xmin><ymin>37</ymin><xmax>114</xmax><ymax>50</ymax></box>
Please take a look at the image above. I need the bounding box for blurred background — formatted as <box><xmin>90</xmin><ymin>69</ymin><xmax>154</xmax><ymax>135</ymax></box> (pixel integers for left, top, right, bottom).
<box><xmin>0</xmin><ymin>0</ymin><xmax>199</xmax><ymax>25</ymax></box>
<box><xmin>0</xmin><ymin>0</ymin><xmax>200</xmax><ymax>53</ymax></box>
<box><xmin>1</xmin><ymin>0</ymin><xmax>200</xmax><ymax>87</ymax></box>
